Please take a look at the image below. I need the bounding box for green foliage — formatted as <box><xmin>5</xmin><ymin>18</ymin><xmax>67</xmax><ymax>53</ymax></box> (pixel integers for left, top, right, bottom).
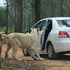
<box><xmin>0</xmin><ymin>27</ymin><xmax>5</xmax><ymax>32</ymax></box>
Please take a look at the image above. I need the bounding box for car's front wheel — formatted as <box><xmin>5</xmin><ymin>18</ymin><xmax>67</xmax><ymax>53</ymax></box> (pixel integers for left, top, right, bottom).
<box><xmin>47</xmin><ymin>43</ymin><xmax>57</xmax><ymax>59</ymax></box>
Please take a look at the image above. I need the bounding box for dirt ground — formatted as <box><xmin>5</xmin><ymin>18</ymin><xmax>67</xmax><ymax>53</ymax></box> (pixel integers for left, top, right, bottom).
<box><xmin>0</xmin><ymin>45</ymin><xmax>70</xmax><ymax>70</ymax></box>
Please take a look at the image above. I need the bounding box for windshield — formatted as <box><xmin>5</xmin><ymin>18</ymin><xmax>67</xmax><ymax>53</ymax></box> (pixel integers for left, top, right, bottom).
<box><xmin>57</xmin><ymin>20</ymin><xmax>70</xmax><ymax>27</ymax></box>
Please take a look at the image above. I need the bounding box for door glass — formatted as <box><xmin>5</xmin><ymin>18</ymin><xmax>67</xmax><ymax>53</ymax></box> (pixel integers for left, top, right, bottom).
<box><xmin>34</xmin><ymin>20</ymin><xmax>46</xmax><ymax>30</ymax></box>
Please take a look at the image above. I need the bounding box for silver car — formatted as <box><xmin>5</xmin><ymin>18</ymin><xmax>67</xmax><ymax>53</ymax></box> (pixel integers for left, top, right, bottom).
<box><xmin>31</xmin><ymin>17</ymin><xmax>70</xmax><ymax>59</ymax></box>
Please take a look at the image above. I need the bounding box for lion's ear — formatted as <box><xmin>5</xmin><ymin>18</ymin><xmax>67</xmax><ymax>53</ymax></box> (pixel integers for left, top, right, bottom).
<box><xmin>37</xmin><ymin>28</ymin><xmax>40</xmax><ymax>32</ymax></box>
<box><xmin>27</xmin><ymin>28</ymin><xmax>32</xmax><ymax>33</ymax></box>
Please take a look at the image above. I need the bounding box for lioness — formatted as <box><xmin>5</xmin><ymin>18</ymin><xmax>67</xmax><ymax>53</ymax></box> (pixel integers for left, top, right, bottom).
<box><xmin>1</xmin><ymin>29</ymin><xmax>43</xmax><ymax>61</ymax></box>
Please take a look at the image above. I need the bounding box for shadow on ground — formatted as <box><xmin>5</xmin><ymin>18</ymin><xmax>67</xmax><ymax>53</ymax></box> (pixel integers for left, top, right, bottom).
<box><xmin>40</xmin><ymin>54</ymin><xmax>70</xmax><ymax>61</ymax></box>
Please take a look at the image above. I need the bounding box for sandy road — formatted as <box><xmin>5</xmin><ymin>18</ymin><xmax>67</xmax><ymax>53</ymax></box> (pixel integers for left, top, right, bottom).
<box><xmin>1</xmin><ymin>45</ymin><xmax>70</xmax><ymax>70</ymax></box>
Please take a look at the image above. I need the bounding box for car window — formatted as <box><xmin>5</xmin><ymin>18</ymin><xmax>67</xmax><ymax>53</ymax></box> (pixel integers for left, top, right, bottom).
<box><xmin>57</xmin><ymin>20</ymin><xmax>70</xmax><ymax>27</ymax></box>
<box><xmin>34</xmin><ymin>20</ymin><xmax>46</xmax><ymax>30</ymax></box>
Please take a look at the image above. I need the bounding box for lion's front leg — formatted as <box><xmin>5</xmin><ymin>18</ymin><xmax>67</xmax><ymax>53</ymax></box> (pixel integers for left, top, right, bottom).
<box><xmin>28</xmin><ymin>47</ymin><xmax>44</xmax><ymax>60</ymax></box>
<box><xmin>32</xmin><ymin>49</ymin><xmax>44</xmax><ymax>60</ymax></box>
<box><xmin>28</xmin><ymin>49</ymin><xmax>39</xmax><ymax>60</ymax></box>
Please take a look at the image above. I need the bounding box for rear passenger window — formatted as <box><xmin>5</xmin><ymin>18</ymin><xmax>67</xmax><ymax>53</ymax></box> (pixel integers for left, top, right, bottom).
<box><xmin>57</xmin><ymin>20</ymin><xmax>70</xmax><ymax>27</ymax></box>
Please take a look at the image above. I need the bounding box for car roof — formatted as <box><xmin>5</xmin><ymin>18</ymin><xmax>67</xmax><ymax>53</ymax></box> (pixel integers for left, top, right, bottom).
<box><xmin>40</xmin><ymin>17</ymin><xmax>70</xmax><ymax>21</ymax></box>
<box><xmin>33</xmin><ymin>17</ymin><xmax>70</xmax><ymax>28</ymax></box>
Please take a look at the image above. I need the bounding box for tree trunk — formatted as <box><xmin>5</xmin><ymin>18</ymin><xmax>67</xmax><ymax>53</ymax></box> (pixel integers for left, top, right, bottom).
<box><xmin>60</xmin><ymin>0</ymin><xmax>63</xmax><ymax>16</ymax></box>
<box><xmin>14</xmin><ymin>0</ymin><xmax>23</xmax><ymax>32</ymax></box>
<box><xmin>5</xmin><ymin>0</ymin><xmax>9</xmax><ymax>34</ymax></box>
<box><xmin>35</xmin><ymin>0</ymin><xmax>40</xmax><ymax>22</ymax></box>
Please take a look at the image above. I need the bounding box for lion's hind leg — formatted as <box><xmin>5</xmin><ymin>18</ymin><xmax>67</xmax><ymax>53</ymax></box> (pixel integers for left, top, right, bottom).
<box><xmin>12</xmin><ymin>48</ymin><xmax>22</xmax><ymax>61</ymax></box>
<box><xmin>5</xmin><ymin>43</ymin><xmax>11</xmax><ymax>58</ymax></box>
<box><xmin>12</xmin><ymin>43</ymin><xmax>22</xmax><ymax>61</ymax></box>
<box><xmin>8</xmin><ymin>37</ymin><xmax>22</xmax><ymax>61</ymax></box>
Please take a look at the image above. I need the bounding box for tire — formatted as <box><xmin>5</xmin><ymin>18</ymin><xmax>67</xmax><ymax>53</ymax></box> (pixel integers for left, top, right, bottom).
<box><xmin>24</xmin><ymin>49</ymin><xmax>30</xmax><ymax>56</ymax></box>
<box><xmin>47</xmin><ymin>43</ymin><xmax>57</xmax><ymax>59</ymax></box>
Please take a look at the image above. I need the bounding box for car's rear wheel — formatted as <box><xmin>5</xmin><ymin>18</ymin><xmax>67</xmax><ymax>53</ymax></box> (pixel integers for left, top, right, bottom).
<box><xmin>47</xmin><ymin>43</ymin><xmax>57</xmax><ymax>59</ymax></box>
<box><xmin>24</xmin><ymin>49</ymin><xmax>30</xmax><ymax>56</ymax></box>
